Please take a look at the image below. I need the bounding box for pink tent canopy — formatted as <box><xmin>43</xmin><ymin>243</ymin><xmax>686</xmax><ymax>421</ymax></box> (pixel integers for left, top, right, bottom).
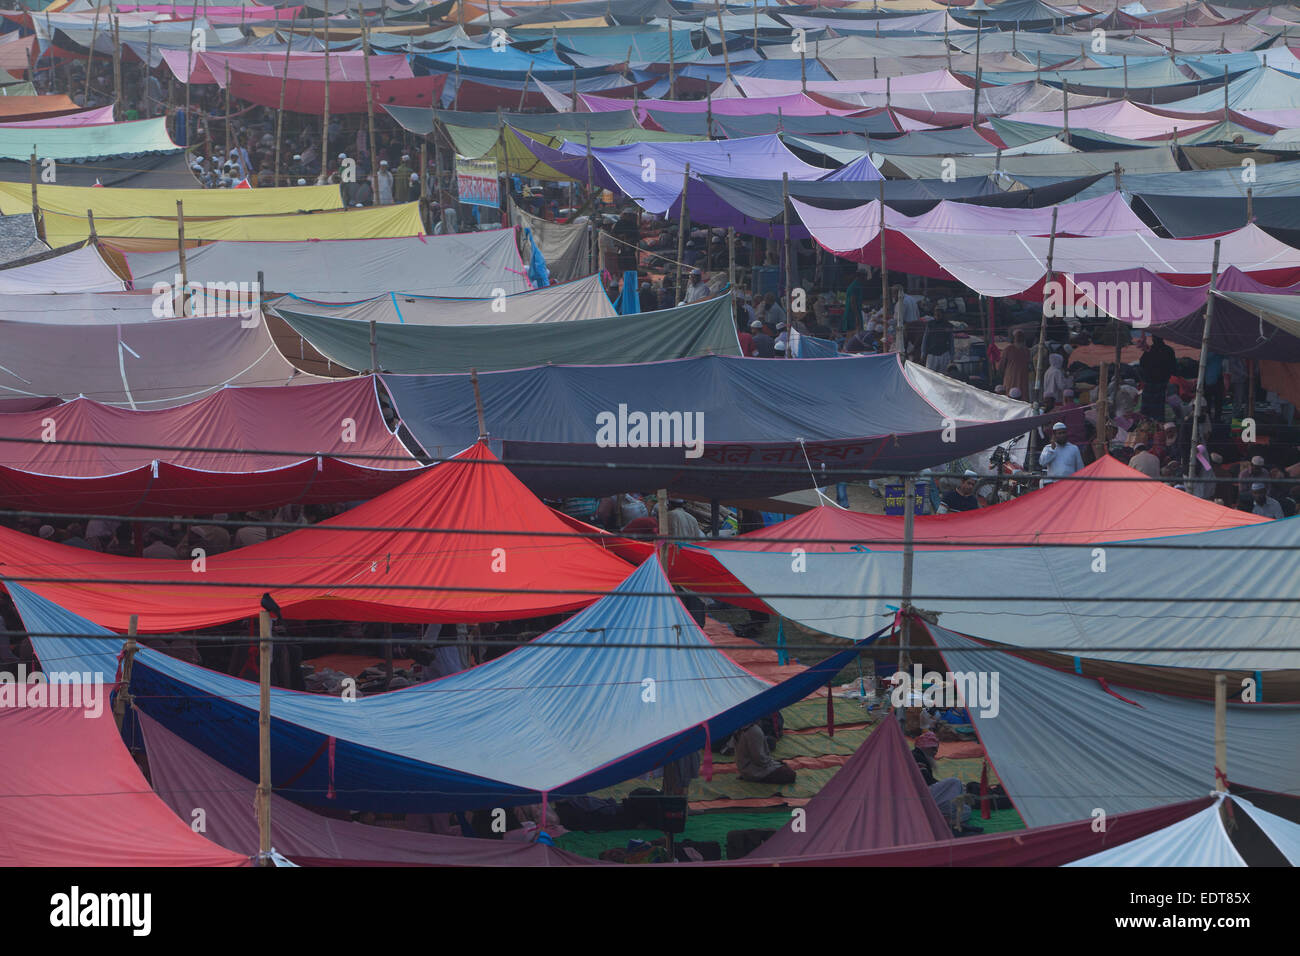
<box><xmin>160</xmin><ymin>49</ymin><xmax>367</xmax><ymax>85</ymax></box>
<box><xmin>579</xmin><ymin>91</ymin><xmax>867</xmax><ymax>122</ymax></box>
<box><xmin>0</xmin><ymin>104</ymin><xmax>116</xmax><ymax>128</ymax></box>
<box><xmin>0</xmin><ymin>377</ymin><xmax>424</xmax><ymax>516</ymax></box>
<box><xmin>793</xmin><ymin>201</ymin><xmax>1300</xmax><ymax>297</ymax></box>
<box><xmin>0</xmin><ymin>705</ymin><xmax>248</xmax><ymax>867</ymax></box>
<box><xmin>735</xmin><ymin>69</ymin><xmax>972</xmax><ymax>99</ymax></box>
<box><xmin>224</xmin><ymin>62</ymin><xmax>447</xmax><ymax>114</ymax></box>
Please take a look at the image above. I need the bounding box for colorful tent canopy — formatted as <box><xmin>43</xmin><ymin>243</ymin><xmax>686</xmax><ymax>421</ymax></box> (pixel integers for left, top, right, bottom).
<box><xmin>224</xmin><ymin>61</ymin><xmax>447</xmax><ymax>113</ymax></box>
<box><xmin>119</xmin><ymin>229</ymin><xmax>533</xmax><ymax>300</ymax></box>
<box><xmin>0</xmin><ymin>180</ymin><xmax>344</xmax><ymax>218</ymax></box>
<box><xmin>794</xmin><ymin>203</ymin><xmax>1300</xmax><ymax>296</ymax></box>
<box><xmin>138</xmin><ymin>712</ymin><xmax>597</xmax><ymax>866</ymax></box>
<box><xmin>0</xmin><ymin>242</ymin><xmax>125</xmax><ymax>293</ymax></box>
<box><xmin>0</xmin><ymin>313</ymin><xmax>330</xmax><ymax>408</ymax></box>
<box><xmin>671</xmin><ymin>456</ymin><xmax>1266</xmax><ymax>609</ymax></box>
<box><xmin>748</xmin><ymin>718</ymin><xmax>953</xmax><ymax>859</ymax></box>
<box><xmin>705</xmin><ymin>513</ymin><xmax>1300</xmax><ymax>669</ymax></box>
<box><xmin>382</xmin><ymin>355</ymin><xmax>1050</xmax><ymax>499</ymax></box>
<box><xmin>41</xmin><ymin>201</ymin><xmax>425</xmax><ymax>249</ymax></box>
<box><xmin>926</xmin><ymin>620</ymin><xmax>1300</xmax><ymax>825</ymax></box>
<box><xmin>726</xmin><ymin>798</ymin><xmax>1216</xmax><ymax>867</ymax></box>
<box><xmin>0</xmin><ymin>378</ymin><xmax>423</xmax><ymax>515</ymax></box>
<box><xmin>0</xmin><ymin>705</ymin><xmax>249</xmax><ymax>867</ymax></box>
<box><xmin>11</xmin><ymin>557</ymin><xmax>880</xmax><ymax>811</ymax></box>
<box><xmin>1065</xmin><ymin>796</ymin><xmax>1249</xmax><ymax>866</ymax></box>
<box><xmin>0</xmin><ymin>116</ymin><xmax>179</xmax><ymax>161</ymax></box>
<box><xmin>516</xmin><ymin>134</ymin><xmax>833</xmax><ymax>214</ymax></box>
<box><xmin>0</xmin><ymin>93</ymin><xmax>84</xmax><ymax>124</ymax></box>
<box><xmin>273</xmin><ymin>292</ymin><xmax>742</xmax><ymax>374</ymax></box>
<box><xmin>0</xmin><ymin>442</ymin><xmax>635</xmax><ymax>631</ymax></box>
<box><xmin>269</xmin><ymin>273</ymin><xmax>615</xmax><ymax>326</ymax></box>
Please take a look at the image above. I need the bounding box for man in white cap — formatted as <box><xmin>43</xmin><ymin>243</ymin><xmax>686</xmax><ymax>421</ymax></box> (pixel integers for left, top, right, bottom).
<box><xmin>376</xmin><ymin>159</ymin><xmax>394</xmax><ymax>205</ymax></box>
<box><xmin>1250</xmin><ymin>481</ymin><xmax>1284</xmax><ymax>520</ymax></box>
<box><xmin>1129</xmin><ymin>442</ymin><xmax>1161</xmax><ymax>478</ymax></box>
<box><xmin>685</xmin><ymin>268</ymin><xmax>709</xmax><ymax>304</ymax></box>
<box><xmin>1039</xmin><ymin>422</ymin><xmax>1083</xmax><ymax>485</ymax></box>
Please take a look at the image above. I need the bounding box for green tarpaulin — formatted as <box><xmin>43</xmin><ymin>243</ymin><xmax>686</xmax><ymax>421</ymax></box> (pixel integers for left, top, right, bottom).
<box><xmin>275</xmin><ymin>292</ymin><xmax>742</xmax><ymax>373</ymax></box>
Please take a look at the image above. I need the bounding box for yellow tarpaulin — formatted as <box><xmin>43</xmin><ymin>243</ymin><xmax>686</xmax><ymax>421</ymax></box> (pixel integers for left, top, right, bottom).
<box><xmin>42</xmin><ymin>201</ymin><xmax>424</xmax><ymax>249</ymax></box>
<box><xmin>0</xmin><ymin>181</ymin><xmax>345</xmax><ymax>219</ymax></box>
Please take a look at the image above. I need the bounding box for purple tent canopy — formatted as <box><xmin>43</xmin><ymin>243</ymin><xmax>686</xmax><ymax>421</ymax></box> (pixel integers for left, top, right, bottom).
<box><xmin>1064</xmin><ymin>266</ymin><xmax>1300</xmax><ymax>359</ymax></box>
<box><xmin>522</xmin><ymin>134</ymin><xmax>828</xmax><ymax>215</ymax></box>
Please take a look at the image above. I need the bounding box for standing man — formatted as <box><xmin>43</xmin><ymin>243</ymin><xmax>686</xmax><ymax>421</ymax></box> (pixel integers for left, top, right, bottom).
<box><xmin>394</xmin><ymin>154</ymin><xmax>413</xmax><ymax>204</ymax></box>
<box><xmin>1138</xmin><ymin>335</ymin><xmax>1176</xmax><ymax>421</ymax></box>
<box><xmin>1039</xmin><ymin>422</ymin><xmax>1084</xmax><ymax>485</ymax></box>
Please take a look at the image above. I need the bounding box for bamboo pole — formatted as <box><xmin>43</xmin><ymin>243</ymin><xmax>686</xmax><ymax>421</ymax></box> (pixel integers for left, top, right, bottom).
<box><xmin>727</xmin><ymin>225</ymin><xmax>736</xmax><ymax>292</ymax></box>
<box><xmin>714</xmin><ymin>0</ymin><xmax>732</xmax><ymax>89</ymax></box>
<box><xmin>879</xmin><ymin>178</ymin><xmax>891</xmax><ymax>352</ymax></box>
<box><xmin>256</xmin><ymin>609</ymin><xmax>273</xmax><ymax>865</ymax></box>
<box><xmin>1187</xmin><ymin>240</ymin><xmax>1221</xmax><ymax>484</ymax></box>
<box><xmin>896</xmin><ymin>474</ymin><xmax>915</xmax><ymax>729</ymax></box>
<box><xmin>111</xmin><ymin>616</ymin><xmax>139</xmax><ymax>732</ymax></box>
<box><xmin>29</xmin><ymin>149</ymin><xmax>42</xmax><ymax>243</ymax></box>
<box><xmin>274</xmin><ymin>29</ymin><xmax>293</xmax><ymax>188</ymax></box>
<box><xmin>666</xmin><ymin>16</ymin><xmax>675</xmax><ymax>99</ymax></box>
<box><xmin>320</xmin><ymin>15</ymin><xmax>331</xmax><ymax>184</ymax></box>
<box><xmin>85</xmin><ymin>1</ymin><xmax>103</xmax><ymax>105</ymax></box>
<box><xmin>674</xmin><ymin>163</ymin><xmax>691</xmax><ymax>304</ymax></box>
<box><xmin>1031</xmin><ymin>208</ymin><xmax>1060</xmax><ymax>420</ymax></box>
<box><xmin>782</xmin><ymin>171</ymin><xmax>792</xmax><ymax>317</ymax></box>
<box><xmin>183</xmin><ymin>15</ymin><xmax>194</xmax><ymax>154</ymax></box>
<box><xmin>362</xmin><ymin>16</ymin><xmax>379</xmax><ymax>203</ymax></box>
<box><xmin>111</xmin><ymin>13</ymin><xmax>122</xmax><ymax>122</ymax></box>
<box><xmin>223</xmin><ymin>60</ymin><xmax>231</xmax><ymax>164</ymax></box>
<box><xmin>517</xmin><ymin>64</ymin><xmax>532</xmax><ymax>112</ymax></box>
<box><xmin>176</xmin><ymin>200</ymin><xmax>188</xmax><ymax>317</ymax></box>
<box><xmin>1213</xmin><ymin>673</ymin><xmax>1226</xmax><ymax>791</ymax></box>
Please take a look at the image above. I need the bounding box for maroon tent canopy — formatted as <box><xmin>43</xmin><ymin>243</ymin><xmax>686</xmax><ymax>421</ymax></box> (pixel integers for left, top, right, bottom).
<box><xmin>138</xmin><ymin>712</ymin><xmax>597</xmax><ymax>866</ymax></box>
<box><xmin>0</xmin><ymin>378</ymin><xmax>424</xmax><ymax>516</ymax></box>
<box><xmin>749</xmin><ymin>718</ymin><xmax>952</xmax><ymax>859</ymax></box>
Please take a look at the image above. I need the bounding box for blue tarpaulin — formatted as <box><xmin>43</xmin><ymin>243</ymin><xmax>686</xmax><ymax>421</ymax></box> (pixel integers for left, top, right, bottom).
<box><xmin>9</xmin><ymin>560</ymin><xmax>885</xmax><ymax>813</ymax></box>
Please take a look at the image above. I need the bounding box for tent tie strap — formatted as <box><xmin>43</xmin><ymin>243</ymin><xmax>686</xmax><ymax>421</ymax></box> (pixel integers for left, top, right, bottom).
<box><xmin>1096</xmin><ymin>678</ymin><xmax>1141</xmax><ymax>707</ymax></box>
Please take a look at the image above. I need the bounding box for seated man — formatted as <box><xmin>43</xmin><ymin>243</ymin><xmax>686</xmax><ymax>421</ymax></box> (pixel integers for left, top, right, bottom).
<box><xmin>734</xmin><ymin>721</ymin><xmax>796</xmax><ymax>785</ymax></box>
<box><xmin>940</xmin><ymin>470</ymin><xmax>982</xmax><ymax>512</ymax></box>
<box><xmin>912</xmin><ymin>731</ymin><xmax>980</xmax><ymax>833</ymax></box>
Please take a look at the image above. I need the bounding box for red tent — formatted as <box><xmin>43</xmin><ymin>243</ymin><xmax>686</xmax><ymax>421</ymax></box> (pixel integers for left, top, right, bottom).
<box><xmin>670</xmin><ymin>456</ymin><xmax>1267</xmax><ymax>610</ymax></box>
<box><xmin>0</xmin><ymin>378</ymin><xmax>423</xmax><ymax>516</ymax></box>
<box><xmin>0</xmin><ymin>442</ymin><xmax>635</xmax><ymax>632</ymax></box>
<box><xmin>0</xmin><ymin>704</ymin><xmax>248</xmax><ymax>867</ymax></box>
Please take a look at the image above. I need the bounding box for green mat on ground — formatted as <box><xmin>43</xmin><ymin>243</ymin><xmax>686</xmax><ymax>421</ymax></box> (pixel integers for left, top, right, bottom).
<box><xmin>780</xmin><ymin>696</ymin><xmax>876</xmax><ymax>731</ymax></box>
<box><xmin>555</xmin><ymin>809</ymin><xmax>794</xmax><ymax>860</ymax></box>
<box><xmin>973</xmin><ymin>807</ymin><xmax>1026</xmax><ymax>834</ymax></box>
<box><xmin>591</xmin><ymin>764</ymin><xmax>843</xmax><ymax>804</ymax></box>
<box><xmin>555</xmin><ymin>805</ymin><xmax>1025</xmax><ymax>860</ymax></box>
<box><xmin>710</xmin><ymin>725</ymin><xmax>872</xmax><ymax>764</ymax></box>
